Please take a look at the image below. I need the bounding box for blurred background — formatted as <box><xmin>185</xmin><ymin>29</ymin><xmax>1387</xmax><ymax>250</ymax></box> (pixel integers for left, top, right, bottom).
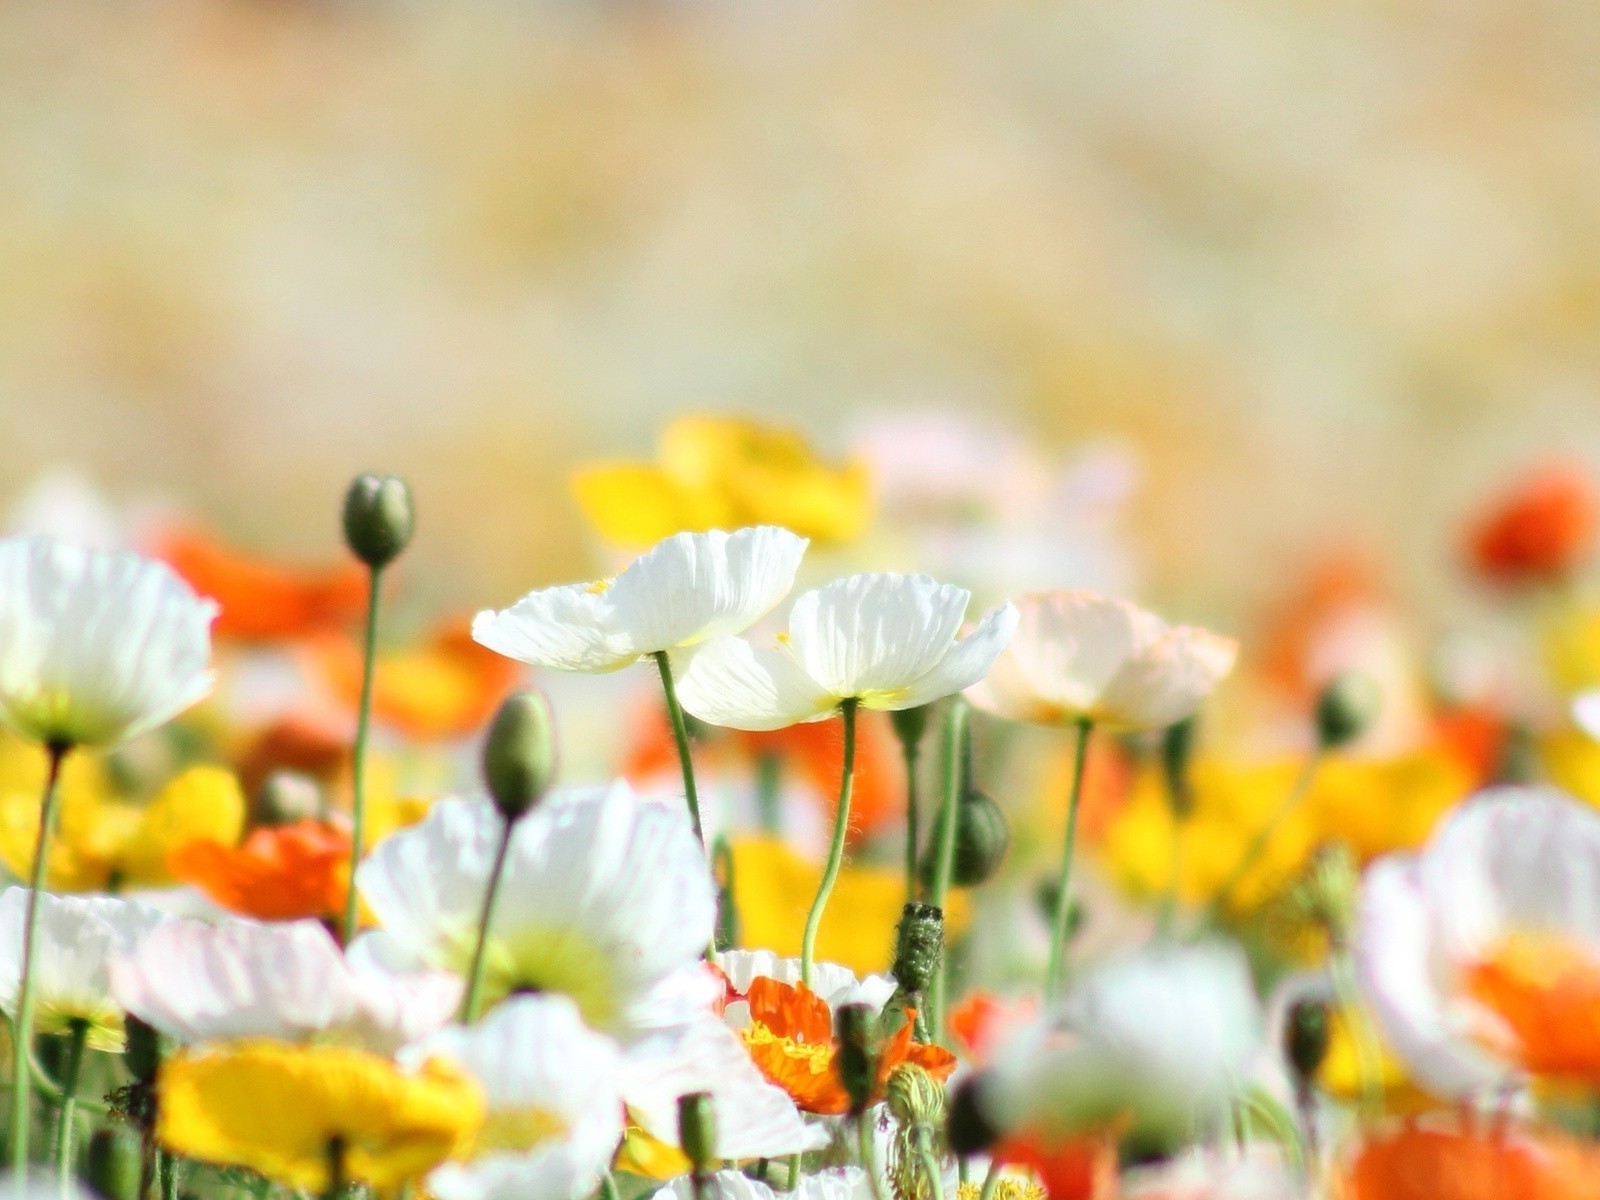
<box><xmin>5</xmin><ymin>0</ymin><xmax>1600</xmax><ymax>622</ymax></box>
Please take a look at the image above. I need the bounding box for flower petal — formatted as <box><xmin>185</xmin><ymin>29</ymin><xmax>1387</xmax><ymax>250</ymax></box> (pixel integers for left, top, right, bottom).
<box><xmin>883</xmin><ymin>601</ymin><xmax>1019</xmax><ymax>711</ymax></box>
<box><xmin>787</xmin><ymin>574</ymin><xmax>970</xmax><ymax>699</ymax></box>
<box><xmin>674</xmin><ymin>637</ymin><xmax>836</xmax><ymax>732</ymax></box>
<box><xmin>472</xmin><ymin>584</ymin><xmax>631</xmax><ymax>673</ymax></box>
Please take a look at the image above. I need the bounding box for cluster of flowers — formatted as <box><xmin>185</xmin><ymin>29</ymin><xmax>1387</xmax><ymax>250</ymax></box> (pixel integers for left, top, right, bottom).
<box><xmin>6</xmin><ymin>422</ymin><xmax>1600</xmax><ymax>1200</ymax></box>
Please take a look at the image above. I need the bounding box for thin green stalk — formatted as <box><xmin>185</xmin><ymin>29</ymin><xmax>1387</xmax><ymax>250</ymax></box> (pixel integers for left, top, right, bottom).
<box><xmin>654</xmin><ymin>652</ymin><xmax>705</xmax><ymax>848</ymax></box>
<box><xmin>925</xmin><ymin>700</ymin><xmax>968</xmax><ymax>1040</ymax></box>
<box><xmin>1045</xmin><ymin>719</ymin><xmax>1093</xmax><ymax>1004</ymax></box>
<box><xmin>1204</xmin><ymin>752</ymin><xmax>1321</xmax><ymax>925</ymax></box>
<box><xmin>322</xmin><ymin>1137</ymin><xmax>345</xmax><ymax>1200</ymax></box>
<box><xmin>902</xmin><ymin>740</ymin><xmax>921</xmax><ymax>907</ymax></box>
<box><xmin>801</xmin><ymin>700</ymin><xmax>859</xmax><ymax>989</ymax></box>
<box><xmin>978</xmin><ymin>1158</ymin><xmax>1002</xmax><ymax>1200</ymax></box>
<box><xmin>785</xmin><ymin>1153</ymin><xmax>800</xmax><ymax>1192</ymax></box>
<box><xmin>342</xmin><ymin>565</ymin><xmax>384</xmax><ymax>946</ymax></box>
<box><xmin>756</xmin><ymin>752</ymin><xmax>782</xmax><ymax>835</ymax></box>
<box><xmin>11</xmin><ymin>741</ymin><xmax>69</xmax><ymax>1181</ymax></box>
<box><xmin>160</xmin><ymin>1148</ymin><xmax>177</xmax><ymax>1200</ymax></box>
<box><xmin>857</xmin><ymin>1114</ymin><xmax>887</xmax><ymax>1200</ymax></box>
<box><xmin>600</xmin><ymin>1170</ymin><xmax>620</xmax><ymax>1200</ymax></box>
<box><xmin>51</xmin><ymin>1020</ymin><xmax>87</xmax><ymax>1187</ymax></box>
<box><xmin>915</xmin><ymin>1130</ymin><xmax>944</xmax><ymax>1200</ymax></box>
<box><xmin>460</xmin><ymin>819</ymin><xmax>515</xmax><ymax>1023</ymax></box>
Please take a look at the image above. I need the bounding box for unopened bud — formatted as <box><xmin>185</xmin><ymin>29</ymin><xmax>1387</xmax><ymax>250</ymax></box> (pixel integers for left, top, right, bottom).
<box><xmin>342</xmin><ymin>473</ymin><xmax>414</xmax><ymax>570</ymax></box>
<box><xmin>676</xmin><ymin>1091</ymin><xmax>716</xmax><ymax>1174</ymax></box>
<box><xmin>87</xmin><ymin>1127</ymin><xmax>143</xmax><ymax>1200</ymax></box>
<box><xmin>482</xmin><ymin>692</ymin><xmax>556</xmax><ymax>822</ymax></box>
<box><xmin>254</xmin><ymin>771</ymin><xmax>323</xmax><ymax>827</ymax></box>
<box><xmin>892</xmin><ymin>902</ymin><xmax>945</xmax><ymax>998</ymax></box>
<box><xmin>885</xmin><ymin>1062</ymin><xmax>945</xmax><ymax>1130</ymax></box>
<box><xmin>1284</xmin><ymin>998</ymin><xmax>1331</xmax><ymax>1084</ymax></box>
<box><xmin>123</xmin><ymin>1016</ymin><xmax>164</xmax><ymax>1083</ymax></box>
<box><xmin>835</xmin><ymin>1002</ymin><xmax>877</xmax><ymax>1115</ymax></box>
<box><xmin>919</xmin><ymin>790</ymin><xmax>1011</xmax><ymax>890</ymax></box>
<box><xmin>890</xmin><ymin>705</ymin><xmax>933</xmax><ymax>754</ymax></box>
<box><xmin>1314</xmin><ymin>672</ymin><xmax>1381</xmax><ymax>751</ymax></box>
<box><xmin>945</xmin><ymin>1074</ymin><xmax>1000</xmax><ymax>1157</ymax></box>
<box><xmin>1162</xmin><ymin>716</ymin><xmax>1198</xmax><ymax>819</ymax></box>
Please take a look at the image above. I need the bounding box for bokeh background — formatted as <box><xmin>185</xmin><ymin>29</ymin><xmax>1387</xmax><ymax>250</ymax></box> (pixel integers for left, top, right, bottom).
<box><xmin>5</xmin><ymin>0</ymin><xmax>1600</xmax><ymax>620</ymax></box>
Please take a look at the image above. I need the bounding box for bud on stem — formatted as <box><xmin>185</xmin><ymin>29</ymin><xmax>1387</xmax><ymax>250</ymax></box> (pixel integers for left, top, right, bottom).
<box><xmin>342</xmin><ymin>473</ymin><xmax>414</xmax><ymax>570</ymax></box>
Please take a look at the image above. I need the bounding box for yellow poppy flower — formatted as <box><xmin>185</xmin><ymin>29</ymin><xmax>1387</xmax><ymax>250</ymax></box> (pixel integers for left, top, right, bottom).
<box><xmin>158</xmin><ymin>1042</ymin><xmax>484</xmax><ymax>1192</ymax></box>
<box><xmin>613</xmin><ymin>1123</ymin><xmax>692</xmax><ymax>1179</ymax></box>
<box><xmin>573</xmin><ymin>415</ymin><xmax>872</xmax><ymax>547</ymax></box>
<box><xmin>729</xmin><ymin>836</ymin><xmax>968</xmax><ymax>977</ymax></box>
<box><xmin>0</xmin><ymin>759</ymin><xmax>245</xmax><ymax>892</ymax></box>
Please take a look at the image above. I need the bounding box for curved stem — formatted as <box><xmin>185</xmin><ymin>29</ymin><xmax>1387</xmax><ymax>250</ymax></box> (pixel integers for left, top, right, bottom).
<box><xmin>654</xmin><ymin>652</ymin><xmax>704</xmax><ymax>849</ymax></box>
<box><xmin>1045</xmin><ymin>719</ymin><xmax>1092</xmax><ymax>1004</ymax></box>
<box><xmin>801</xmin><ymin>700</ymin><xmax>858</xmax><ymax>989</ymax></box>
<box><xmin>1204</xmin><ymin>751</ymin><xmax>1321</xmax><ymax>925</ymax></box>
<box><xmin>925</xmin><ymin>700</ymin><xmax>968</xmax><ymax>1041</ymax></box>
<box><xmin>11</xmin><ymin>741</ymin><xmax>69</xmax><ymax>1182</ymax></box>
<box><xmin>460</xmin><ymin>818</ymin><xmax>515</xmax><ymax>1023</ymax></box>
<box><xmin>342</xmin><ymin>565</ymin><xmax>384</xmax><ymax>946</ymax></box>
<box><xmin>51</xmin><ymin>1021</ymin><xmax>86</xmax><ymax>1189</ymax></box>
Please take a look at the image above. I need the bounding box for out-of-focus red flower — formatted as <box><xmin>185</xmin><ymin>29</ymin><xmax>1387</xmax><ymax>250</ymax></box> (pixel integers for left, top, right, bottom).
<box><xmin>150</xmin><ymin>525</ymin><xmax>368</xmax><ymax>641</ymax></box>
<box><xmin>169</xmin><ymin>819</ymin><xmax>351</xmax><ymax>921</ymax></box>
<box><xmin>947</xmin><ymin>991</ymin><xmax>1037</xmax><ymax>1066</ymax></box>
<box><xmin>305</xmin><ymin>618</ymin><xmax>521</xmax><ymax>741</ymax></box>
<box><xmin>992</xmin><ymin>1131</ymin><xmax>1119</xmax><ymax>1200</ymax></box>
<box><xmin>235</xmin><ymin>714</ymin><xmax>350</xmax><ymax>800</ymax></box>
<box><xmin>1431</xmin><ymin>705</ymin><xmax>1509</xmax><ymax>787</ymax></box>
<box><xmin>1466</xmin><ymin>464</ymin><xmax>1597</xmax><ymax>588</ymax></box>
<box><xmin>1341</xmin><ymin>1123</ymin><xmax>1600</xmax><ymax>1200</ymax></box>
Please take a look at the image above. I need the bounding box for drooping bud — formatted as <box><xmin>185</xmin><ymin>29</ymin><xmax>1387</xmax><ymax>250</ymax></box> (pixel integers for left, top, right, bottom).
<box><xmin>123</xmin><ymin>1015</ymin><xmax>164</xmax><ymax>1083</ymax></box>
<box><xmin>1314</xmin><ymin>672</ymin><xmax>1381</xmax><ymax>751</ymax></box>
<box><xmin>676</xmin><ymin>1091</ymin><xmax>717</xmax><ymax>1176</ymax></box>
<box><xmin>835</xmin><ymin>1002</ymin><xmax>878</xmax><ymax>1115</ymax></box>
<box><xmin>342</xmin><ymin>473</ymin><xmax>415</xmax><ymax>570</ymax></box>
<box><xmin>890</xmin><ymin>704</ymin><xmax>933</xmax><ymax>754</ymax></box>
<box><xmin>885</xmin><ymin>1062</ymin><xmax>946</xmax><ymax>1130</ymax></box>
<box><xmin>945</xmin><ymin>1074</ymin><xmax>1001</xmax><ymax>1157</ymax></box>
<box><xmin>1284</xmin><ymin>998</ymin><xmax>1331</xmax><ymax>1085</ymax></box>
<box><xmin>482</xmin><ymin>692</ymin><xmax>556</xmax><ymax>823</ymax></box>
<box><xmin>86</xmin><ymin>1127</ymin><xmax>143</xmax><ymax>1200</ymax></box>
<box><xmin>254</xmin><ymin>771</ymin><xmax>323</xmax><ymax>827</ymax></box>
<box><xmin>892</xmin><ymin>902</ymin><xmax>945</xmax><ymax>998</ymax></box>
<box><xmin>1161</xmin><ymin>715</ymin><xmax>1198</xmax><ymax>819</ymax></box>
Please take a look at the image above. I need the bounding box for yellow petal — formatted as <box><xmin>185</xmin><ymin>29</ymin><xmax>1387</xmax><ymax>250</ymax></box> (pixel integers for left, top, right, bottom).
<box><xmin>120</xmin><ymin>766</ymin><xmax>247</xmax><ymax>887</ymax></box>
<box><xmin>572</xmin><ymin>464</ymin><xmax>730</xmax><ymax>547</ymax></box>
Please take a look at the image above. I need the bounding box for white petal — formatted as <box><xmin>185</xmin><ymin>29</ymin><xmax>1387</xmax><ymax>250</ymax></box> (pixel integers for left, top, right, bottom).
<box><xmin>713</xmin><ymin>950</ymin><xmax>893</xmax><ymax>1014</ymax></box>
<box><xmin>1575</xmin><ymin>690</ymin><xmax>1600</xmax><ymax>741</ymax></box>
<box><xmin>788</xmin><ymin>574</ymin><xmax>971</xmax><ymax>698</ymax></box>
<box><xmin>1096</xmin><ymin>623</ymin><xmax>1238</xmax><ymax>731</ymax></box>
<box><xmin>883</xmin><ymin>601</ymin><xmax>1019</xmax><ymax>710</ymax></box>
<box><xmin>651</xmin><ymin>1170</ymin><xmax>866</xmax><ymax>1200</ymax></box>
<box><xmin>605</xmin><ymin>527</ymin><xmax>808</xmax><ymax>654</ymax></box>
<box><xmin>472</xmin><ymin>584</ymin><xmax>633</xmax><ymax>673</ymax></box>
<box><xmin>674</xmin><ymin>637</ymin><xmax>836</xmax><ymax>731</ymax></box>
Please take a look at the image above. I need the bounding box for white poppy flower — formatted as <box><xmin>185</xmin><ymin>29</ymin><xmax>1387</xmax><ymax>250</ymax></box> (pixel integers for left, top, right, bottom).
<box><xmin>650</xmin><ymin>1167</ymin><xmax>867</xmax><ymax>1200</ymax></box>
<box><xmin>977</xmin><ymin>943</ymin><xmax>1262</xmax><ymax>1147</ymax></box>
<box><xmin>110</xmin><ymin>917</ymin><xmax>461</xmax><ymax>1055</ymax></box>
<box><xmin>0</xmin><ymin>889</ymin><xmax>168</xmax><ymax>1050</ymax></box>
<box><xmin>0</xmin><ymin>537</ymin><xmax>217</xmax><ymax>747</ymax></box>
<box><xmin>965</xmin><ymin>590</ymin><xmax>1236</xmax><ymax>732</ymax></box>
<box><xmin>417</xmin><ymin>994</ymin><xmax>624</xmax><ymax>1200</ymax></box>
<box><xmin>675</xmin><ymin>573</ymin><xmax>1018</xmax><ymax>731</ymax></box>
<box><xmin>621</xmin><ymin>1012</ymin><xmax>827</xmax><ymax>1162</ymax></box>
<box><xmin>471</xmin><ymin>527</ymin><xmax>808</xmax><ymax>674</ymax></box>
<box><xmin>355</xmin><ymin>782</ymin><xmax>719</xmax><ymax>1038</ymax></box>
<box><xmin>1354</xmin><ymin>786</ymin><xmax>1600</xmax><ymax>1100</ymax></box>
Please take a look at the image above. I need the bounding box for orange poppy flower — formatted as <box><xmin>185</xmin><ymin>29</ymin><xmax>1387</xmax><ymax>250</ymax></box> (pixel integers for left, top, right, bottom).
<box><xmin>305</xmin><ymin>619</ymin><xmax>522</xmax><ymax>741</ymax></box>
<box><xmin>1466</xmin><ymin>463</ymin><xmax>1597</xmax><ymax>588</ymax></box>
<box><xmin>738</xmin><ymin>976</ymin><xmax>954</xmax><ymax>1115</ymax></box>
<box><xmin>1340</xmin><ymin>1123</ymin><xmax>1600</xmax><ymax>1200</ymax></box>
<box><xmin>169</xmin><ymin>819</ymin><xmax>352</xmax><ymax>921</ymax></box>
<box><xmin>947</xmin><ymin>991</ymin><xmax>1037</xmax><ymax>1067</ymax></box>
<box><xmin>990</xmin><ymin>1132</ymin><xmax>1118</xmax><ymax>1200</ymax></box>
<box><xmin>150</xmin><ymin>525</ymin><xmax>369</xmax><ymax>641</ymax></box>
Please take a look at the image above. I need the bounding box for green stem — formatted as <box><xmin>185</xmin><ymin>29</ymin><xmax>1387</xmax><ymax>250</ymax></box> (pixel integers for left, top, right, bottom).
<box><xmin>600</xmin><ymin>1170</ymin><xmax>620</xmax><ymax>1200</ymax></box>
<box><xmin>1204</xmin><ymin>752</ymin><xmax>1321</xmax><ymax>925</ymax></box>
<box><xmin>801</xmin><ymin>700</ymin><xmax>858</xmax><ymax>989</ymax></box>
<box><xmin>858</xmin><ymin>1113</ymin><xmax>888</xmax><ymax>1200</ymax></box>
<box><xmin>978</xmin><ymin>1158</ymin><xmax>1002</xmax><ymax>1200</ymax></box>
<box><xmin>925</xmin><ymin>700</ymin><xmax>968</xmax><ymax>1041</ymax></box>
<box><xmin>342</xmin><ymin>565</ymin><xmax>384</xmax><ymax>946</ymax></box>
<box><xmin>915</xmin><ymin>1130</ymin><xmax>944</xmax><ymax>1200</ymax></box>
<box><xmin>902</xmin><ymin>741</ymin><xmax>921</xmax><ymax>907</ymax></box>
<box><xmin>51</xmin><ymin>1020</ymin><xmax>87</xmax><ymax>1186</ymax></box>
<box><xmin>11</xmin><ymin>741</ymin><xmax>69</xmax><ymax>1181</ymax></box>
<box><xmin>756</xmin><ymin>752</ymin><xmax>782</xmax><ymax>835</ymax></box>
<box><xmin>785</xmin><ymin>1153</ymin><xmax>800</xmax><ymax>1192</ymax></box>
<box><xmin>654</xmin><ymin>652</ymin><xmax>705</xmax><ymax>848</ymax></box>
<box><xmin>1045</xmin><ymin>719</ymin><xmax>1092</xmax><ymax>1004</ymax></box>
<box><xmin>160</xmin><ymin>1147</ymin><xmax>177</xmax><ymax>1200</ymax></box>
<box><xmin>322</xmin><ymin>1137</ymin><xmax>345</xmax><ymax>1200</ymax></box>
<box><xmin>460</xmin><ymin>818</ymin><xmax>515</xmax><ymax>1023</ymax></box>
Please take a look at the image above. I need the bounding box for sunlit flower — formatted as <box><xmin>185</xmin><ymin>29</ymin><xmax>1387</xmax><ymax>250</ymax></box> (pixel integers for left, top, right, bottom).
<box><xmin>306</xmin><ymin>617</ymin><xmax>522</xmax><ymax>740</ymax></box>
<box><xmin>473</xmin><ymin>526</ymin><xmax>807</xmax><ymax>676</ymax></box>
<box><xmin>1355</xmin><ymin>786</ymin><xmax>1600</xmax><ymax>1100</ymax></box>
<box><xmin>170</xmin><ymin>819</ymin><xmax>352</xmax><ymax>921</ymax></box>
<box><xmin>356</xmin><ymin>783</ymin><xmax>717</xmax><ymax>1036</ymax></box>
<box><xmin>1464</xmin><ymin>462</ymin><xmax>1597</xmax><ymax>589</ymax></box>
<box><xmin>112</xmin><ymin>916</ymin><xmax>460</xmax><ymax>1053</ymax></box>
<box><xmin>1340</xmin><ymin>1122</ymin><xmax>1600</xmax><ymax>1200</ymax></box>
<box><xmin>415</xmin><ymin>994</ymin><xmax>623</xmax><ymax>1200</ymax></box>
<box><xmin>677</xmin><ymin>573</ymin><xmax>1016</xmax><ymax>731</ymax></box>
<box><xmin>974</xmin><ymin>944</ymin><xmax>1261</xmax><ymax>1149</ymax></box>
<box><xmin>0</xmin><ymin>764</ymin><xmax>247</xmax><ymax>893</ymax></box>
<box><xmin>574</xmin><ymin>415</ymin><xmax>871</xmax><ymax>548</ymax></box>
<box><xmin>966</xmin><ymin>591</ymin><xmax>1235</xmax><ymax>732</ymax></box>
<box><xmin>157</xmin><ymin>1040</ymin><xmax>483</xmax><ymax>1191</ymax></box>
<box><xmin>0</xmin><ymin>537</ymin><xmax>216</xmax><ymax>747</ymax></box>
<box><xmin>0</xmin><ymin>888</ymin><xmax>167</xmax><ymax>1050</ymax></box>
<box><xmin>151</xmin><ymin>524</ymin><xmax>368</xmax><ymax>641</ymax></box>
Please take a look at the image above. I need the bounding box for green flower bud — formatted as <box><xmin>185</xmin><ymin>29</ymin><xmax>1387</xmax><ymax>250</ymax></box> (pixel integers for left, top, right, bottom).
<box><xmin>1284</xmin><ymin>998</ymin><xmax>1331</xmax><ymax>1084</ymax></box>
<box><xmin>123</xmin><ymin>1015</ymin><xmax>164</xmax><ymax>1083</ymax></box>
<box><xmin>676</xmin><ymin>1091</ymin><xmax>717</xmax><ymax>1174</ymax></box>
<box><xmin>253</xmin><ymin>771</ymin><xmax>323</xmax><ymax>827</ymax></box>
<box><xmin>892</xmin><ymin>902</ymin><xmax>945</xmax><ymax>998</ymax></box>
<box><xmin>890</xmin><ymin>704</ymin><xmax>933</xmax><ymax>753</ymax></box>
<box><xmin>1314</xmin><ymin>672</ymin><xmax>1381</xmax><ymax>751</ymax></box>
<box><xmin>482</xmin><ymin>692</ymin><xmax>557</xmax><ymax>823</ymax></box>
<box><xmin>834</xmin><ymin>1002</ymin><xmax>877</xmax><ymax>1115</ymax></box>
<box><xmin>86</xmin><ymin>1127</ymin><xmax>143</xmax><ymax>1200</ymax></box>
<box><xmin>342</xmin><ymin>473</ymin><xmax>414</xmax><ymax>570</ymax></box>
<box><xmin>919</xmin><ymin>789</ymin><xmax>1011</xmax><ymax>890</ymax></box>
<box><xmin>885</xmin><ymin>1062</ymin><xmax>945</xmax><ymax>1130</ymax></box>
